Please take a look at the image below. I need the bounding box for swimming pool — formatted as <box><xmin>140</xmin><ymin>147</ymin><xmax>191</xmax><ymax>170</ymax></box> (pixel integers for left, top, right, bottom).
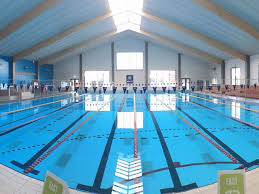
<box><xmin>0</xmin><ymin>91</ymin><xmax>258</xmax><ymax>193</ymax></box>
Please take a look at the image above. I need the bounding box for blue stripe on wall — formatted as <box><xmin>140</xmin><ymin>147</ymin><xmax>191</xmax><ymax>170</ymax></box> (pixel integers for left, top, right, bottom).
<box><xmin>15</xmin><ymin>59</ymin><xmax>36</xmax><ymax>84</ymax></box>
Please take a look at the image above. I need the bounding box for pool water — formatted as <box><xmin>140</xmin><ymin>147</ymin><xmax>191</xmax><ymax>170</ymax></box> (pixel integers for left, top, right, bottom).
<box><xmin>0</xmin><ymin>91</ymin><xmax>258</xmax><ymax>193</ymax></box>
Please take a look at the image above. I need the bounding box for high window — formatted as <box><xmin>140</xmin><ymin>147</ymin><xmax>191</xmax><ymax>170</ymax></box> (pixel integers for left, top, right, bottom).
<box><xmin>84</xmin><ymin>71</ymin><xmax>109</xmax><ymax>86</ymax></box>
<box><xmin>108</xmin><ymin>0</ymin><xmax>143</xmax><ymax>31</ymax></box>
<box><xmin>117</xmin><ymin>52</ymin><xmax>143</xmax><ymax>70</ymax></box>
<box><xmin>231</xmin><ymin>67</ymin><xmax>240</xmax><ymax>85</ymax></box>
<box><xmin>150</xmin><ymin>70</ymin><xmax>176</xmax><ymax>86</ymax></box>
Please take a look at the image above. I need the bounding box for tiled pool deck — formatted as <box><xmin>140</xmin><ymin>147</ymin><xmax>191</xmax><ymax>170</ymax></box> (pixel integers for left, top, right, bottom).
<box><xmin>0</xmin><ymin>163</ymin><xmax>258</xmax><ymax>194</ymax></box>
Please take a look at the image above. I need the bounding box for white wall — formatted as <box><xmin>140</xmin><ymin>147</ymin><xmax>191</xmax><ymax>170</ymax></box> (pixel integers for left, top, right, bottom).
<box><xmin>148</xmin><ymin>43</ymin><xmax>178</xmax><ymax>81</ymax></box>
<box><xmin>82</xmin><ymin>44</ymin><xmax>112</xmax><ymax>84</ymax></box>
<box><xmin>54</xmin><ymin>55</ymin><xmax>79</xmax><ymax>81</ymax></box>
<box><xmin>250</xmin><ymin>54</ymin><xmax>259</xmax><ymax>85</ymax></box>
<box><xmin>114</xmin><ymin>38</ymin><xmax>146</xmax><ymax>84</ymax></box>
<box><xmin>54</xmin><ymin>37</ymin><xmax>214</xmax><ymax>87</ymax></box>
<box><xmin>182</xmin><ymin>55</ymin><xmax>211</xmax><ymax>85</ymax></box>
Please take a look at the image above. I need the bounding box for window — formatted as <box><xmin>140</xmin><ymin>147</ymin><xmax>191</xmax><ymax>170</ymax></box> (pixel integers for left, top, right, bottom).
<box><xmin>117</xmin><ymin>52</ymin><xmax>143</xmax><ymax>70</ymax></box>
<box><xmin>84</xmin><ymin>71</ymin><xmax>109</xmax><ymax>86</ymax></box>
<box><xmin>150</xmin><ymin>70</ymin><xmax>176</xmax><ymax>86</ymax></box>
<box><xmin>108</xmin><ymin>0</ymin><xmax>143</xmax><ymax>31</ymax></box>
<box><xmin>231</xmin><ymin>67</ymin><xmax>240</xmax><ymax>85</ymax></box>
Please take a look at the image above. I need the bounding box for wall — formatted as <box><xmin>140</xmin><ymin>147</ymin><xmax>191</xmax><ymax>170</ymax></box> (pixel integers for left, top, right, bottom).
<box><xmin>114</xmin><ymin>38</ymin><xmax>146</xmax><ymax>84</ymax></box>
<box><xmin>83</xmin><ymin>44</ymin><xmax>112</xmax><ymax>85</ymax></box>
<box><xmin>250</xmin><ymin>54</ymin><xmax>259</xmax><ymax>85</ymax></box>
<box><xmin>148</xmin><ymin>43</ymin><xmax>178</xmax><ymax>83</ymax></box>
<box><xmin>54</xmin><ymin>37</ymin><xmax>214</xmax><ymax>87</ymax></box>
<box><xmin>181</xmin><ymin>55</ymin><xmax>211</xmax><ymax>85</ymax></box>
<box><xmin>54</xmin><ymin>55</ymin><xmax>80</xmax><ymax>81</ymax></box>
<box><xmin>0</xmin><ymin>56</ymin><xmax>11</xmax><ymax>83</ymax></box>
<box><xmin>15</xmin><ymin>59</ymin><xmax>36</xmax><ymax>84</ymax></box>
<box><xmin>40</xmin><ymin>64</ymin><xmax>54</xmax><ymax>85</ymax></box>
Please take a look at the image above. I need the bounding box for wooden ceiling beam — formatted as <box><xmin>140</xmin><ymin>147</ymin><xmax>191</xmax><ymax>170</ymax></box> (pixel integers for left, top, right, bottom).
<box><xmin>141</xmin><ymin>11</ymin><xmax>247</xmax><ymax>61</ymax></box>
<box><xmin>38</xmin><ymin>30</ymin><xmax>119</xmax><ymax>65</ymax></box>
<box><xmin>192</xmin><ymin>0</ymin><xmax>259</xmax><ymax>40</ymax></box>
<box><xmin>0</xmin><ymin>0</ymin><xmax>62</xmax><ymax>41</ymax></box>
<box><xmin>14</xmin><ymin>12</ymin><xmax>113</xmax><ymax>61</ymax></box>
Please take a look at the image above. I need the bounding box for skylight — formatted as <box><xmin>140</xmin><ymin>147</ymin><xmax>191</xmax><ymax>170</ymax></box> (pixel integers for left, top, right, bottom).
<box><xmin>108</xmin><ymin>0</ymin><xmax>143</xmax><ymax>31</ymax></box>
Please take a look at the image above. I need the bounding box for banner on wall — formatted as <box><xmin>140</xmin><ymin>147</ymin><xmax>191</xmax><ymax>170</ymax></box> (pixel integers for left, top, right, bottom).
<box><xmin>42</xmin><ymin>171</ymin><xmax>70</xmax><ymax>194</ymax></box>
<box><xmin>126</xmin><ymin>75</ymin><xmax>134</xmax><ymax>83</ymax></box>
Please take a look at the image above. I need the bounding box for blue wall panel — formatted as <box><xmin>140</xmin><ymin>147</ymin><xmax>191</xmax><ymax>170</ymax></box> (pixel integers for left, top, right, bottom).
<box><xmin>40</xmin><ymin>64</ymin><xmax>54</xmax><ymax>85</ymax></box>
<box><xmin>15</xmin><ymin>59</ymin><xmax>36</xmax><ymax>84</ymax></box>
<box><xmin>0</xmin><ymin>55</ymin><xmax>11</xmax><ymax>84</ymax></box>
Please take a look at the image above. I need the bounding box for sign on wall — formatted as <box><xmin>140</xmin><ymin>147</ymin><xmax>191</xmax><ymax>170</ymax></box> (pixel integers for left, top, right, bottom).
<box><xmin>218</xmin><ymin>170</ymin><xmax>245</xmax><ymax>194</ymax></box>
<box><xmin>126</xmin><ymin>75</ymin><xmax>134</xmax><ymax>83</ymax></box>
<box><xmin>42</xmin><ymin>171</ymin><xmax>69</xmax><ymax>194</ymax></box>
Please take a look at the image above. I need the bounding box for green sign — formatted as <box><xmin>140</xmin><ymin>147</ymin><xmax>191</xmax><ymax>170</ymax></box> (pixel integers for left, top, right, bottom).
<box><xmin>43</xmin><ymin>171</ymin><xmax>69</xmax><ymax>194</ymax></box>
<box><xmin>218</xmin><ymin>170</ymin><xmax>245</xmax><ymax>194</ymax></box>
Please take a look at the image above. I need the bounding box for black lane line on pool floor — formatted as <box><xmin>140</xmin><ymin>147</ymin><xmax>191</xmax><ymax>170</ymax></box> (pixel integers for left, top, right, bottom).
<box><xmin>189</xmin><ymin>99</ymin><xmax>259</xmax><ymax>131</ymax></box>
<box><xmin>11</xmin><ymin>110</ymin><xmax>89</xmax><ymax>175</ymax></box>
<box><xmin>142</xmin><ymin>94</ymin><xmax>197</xmax><ymax>193</ymax></box>
<box><xmin>175</xmin><ymin>104</ymin><xmax>254</xmax><ymax>168</ymax></box>
<box><xmin>77</xmin><ymin>94</ymin><xmax>127</xmax><ymax>194</ymax></box>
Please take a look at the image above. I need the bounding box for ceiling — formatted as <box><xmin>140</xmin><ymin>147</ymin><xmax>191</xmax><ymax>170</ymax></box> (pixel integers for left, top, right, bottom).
<box><xmin>0</xmin><ymin>0</ymin><xmax>258</xmax><ymax>64</ymax></box>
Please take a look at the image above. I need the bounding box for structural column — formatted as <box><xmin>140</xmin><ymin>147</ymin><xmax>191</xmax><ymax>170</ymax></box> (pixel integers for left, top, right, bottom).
<box><xmin>221</xmin><ymin>60</ymin><xmax>225</xmax><ymax>85</ymax></box>
<box><xmin>178</xmin><ymin>53</ymin><xmax>181</xmax><ymax>89</ymax></box>
<box><xmin>79</xmin><ymin>54</ymin><xmax>83</xmax><ymax>86</ymax></box>
<box><xmin>145</xmin><ymin>41</ymin><xmax>148</xmax><ymax>86</ymax></box>
<box><xmin>111</xmin><ymin>42</ymin><xmax>115</xmax><ymax>83</ymax></box>
<box><xmin>35</xmin><ymin>61</ymin><xmax>39</xmax><ymax>80</ymax></box>
<box><xmin>245</xmin><ymin>55</ymin><xmax>250</xmax><ymax>85</ymax></box>
<box><xmin>10</xmin><ymin>57</ymin><xmax>15</xmax><ymax>84</ymax></box>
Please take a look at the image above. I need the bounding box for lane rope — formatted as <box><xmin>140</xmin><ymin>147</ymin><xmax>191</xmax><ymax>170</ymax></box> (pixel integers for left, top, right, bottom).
<box><xmin>133</xmin><ymin>93</ymin><xmax>140</xmax><ymax>184</ymax></box>
<box><xmin>158</xmin><ymin>98</ymin><xmax>238</xmax><ymax>164</ymax></box>
<box><xmin>190</xmin><ymin>94</ymin><xmax>259</xmax><ymax>113</ymax></box>
<box><xmin>24</xmin><ymin>93</ymin><xmax>119</xmax><ymax>174</ymax></box>
<box><xmin>0</xmin><ymin>94</ymin><xmax>76</xmax><ymax>116</ymax></box>
<box><xmin>0</xmin><ymin>96</ymin><xmax>89</xmax><ymax>135</ymax></box>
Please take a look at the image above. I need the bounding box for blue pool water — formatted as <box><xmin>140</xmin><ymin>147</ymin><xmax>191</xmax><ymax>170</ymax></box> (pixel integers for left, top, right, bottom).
<box><xmin>0</xmin><ymin>91</ymin><xmax>258</xmax><ymax>193</ymax></box>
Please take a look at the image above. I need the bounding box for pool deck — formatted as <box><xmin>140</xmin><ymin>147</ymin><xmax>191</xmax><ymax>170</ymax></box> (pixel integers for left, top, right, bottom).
<box><xmin>0</xmin><ymin>163</ymin><xmax>258</xmax><ymax>194</ymax></box>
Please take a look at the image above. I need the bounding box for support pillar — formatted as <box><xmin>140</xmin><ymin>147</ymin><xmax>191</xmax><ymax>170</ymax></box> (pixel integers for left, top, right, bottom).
<box><xmin>10</xmin><ymin>57</ymin><xmax>15</xmax><ymax>85</ymax></box>
<box><xmin>111</xmin><ymin>42</ymin><xmax>115</xmax><ymax>83</ymax></box>
<box><xmin>79</xmin><ymin>54</ymin><xmax>83</xmax><ymax>87</ymax></box>
<box><xmin>178</xmin><ymin>53</ymin><xmax>181</xmax><ymax>89</ymax></box>
<box><xmin>221</xmin><ymin>60</ymin><xmax>225</xmax><ymax>85</ymax></box>
<box><xmin>245</xmin><ymin>55</ymin><xmax>250</xmax><ymax>85</ymax></box>
<box><xmin>35</xmin><ymin>61</ymin><xmax>39</xmax><ymax>80</ymax></box>
<box><xmin>145</xmin><ymin>41</ymin><xmax>148</xmax><ymax>86</ymax></box>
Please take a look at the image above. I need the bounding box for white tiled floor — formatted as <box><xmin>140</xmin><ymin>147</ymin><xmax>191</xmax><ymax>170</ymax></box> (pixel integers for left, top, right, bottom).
<box><xmin>0</xmin><ymin>163</ymin><xmax>258</xmax><ymax>194</ymax></box>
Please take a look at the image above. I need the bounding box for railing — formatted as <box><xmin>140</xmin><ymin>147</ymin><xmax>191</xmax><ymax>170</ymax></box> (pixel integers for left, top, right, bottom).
<box><xmin>0</xmin><ymin>78</ymin><xmax>258</xmax><ymax>100</ymax></box>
